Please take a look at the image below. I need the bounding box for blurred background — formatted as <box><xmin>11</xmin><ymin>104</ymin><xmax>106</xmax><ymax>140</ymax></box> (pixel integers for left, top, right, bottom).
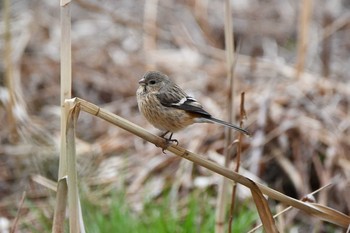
<box><xmin>0</xmin><ymin>0</ymin><xmax>349</xmax><ymax>232</ymax></box>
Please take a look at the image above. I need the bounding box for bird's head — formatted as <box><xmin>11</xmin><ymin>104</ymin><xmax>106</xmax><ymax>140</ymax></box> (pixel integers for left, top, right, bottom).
<box><xmin>138</xmin><ymin>71</ymin><xmax>171</xmax><ymax>93</ymax></box>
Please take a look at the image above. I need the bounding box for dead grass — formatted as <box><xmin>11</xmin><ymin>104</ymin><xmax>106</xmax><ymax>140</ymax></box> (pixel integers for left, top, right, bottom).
<box><xmin>1</xmin><ymin>0</ymin><xmax>350</xmax><ymax>232</ymax></box>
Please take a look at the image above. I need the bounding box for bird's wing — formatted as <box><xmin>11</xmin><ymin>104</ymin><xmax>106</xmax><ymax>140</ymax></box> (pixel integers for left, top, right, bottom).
<box><xmin>156</xmin><ymin>92</ymin><xmax>212</xmax><ymax>118</ymax></box>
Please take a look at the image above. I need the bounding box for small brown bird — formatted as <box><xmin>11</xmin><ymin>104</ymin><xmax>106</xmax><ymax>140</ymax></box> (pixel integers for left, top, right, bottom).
<box><xmin>136</xmin><ymin>71</ymin><xmax>250</xmax><ymax>143</ymax></box>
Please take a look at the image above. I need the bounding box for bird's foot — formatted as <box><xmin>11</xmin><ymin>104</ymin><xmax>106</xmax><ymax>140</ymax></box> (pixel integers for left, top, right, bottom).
<box><xmin>160</xmin><ymin>132</ymin><xmax>179</xmax><ymax>153</ymax></box>
<box><xmin>161</xmin><ymin>140</ymin><xmax>179</xmax><ymax>153</ymax></box>
<box><xmin>166</xmin><ymin>138</ymin><xmax>178</xmax><ymax>145</ymax></box>
<box><xmin>165</xmin><ymin>132</ymin><xmax>178</xmax><ymax>145</ymax></box>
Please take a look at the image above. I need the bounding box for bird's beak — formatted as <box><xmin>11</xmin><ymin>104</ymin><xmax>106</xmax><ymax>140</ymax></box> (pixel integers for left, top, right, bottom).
<box><xmin>138</xmin><ymin>78</ymin><xmax>146</xmax><ymax>86</ymax></box>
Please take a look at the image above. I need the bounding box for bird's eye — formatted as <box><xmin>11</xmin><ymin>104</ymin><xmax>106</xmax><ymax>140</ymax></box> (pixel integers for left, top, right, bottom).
<box><xmin>149</xmin><ymin>80</ymin><xmax>156</xmax><ymax>85</ymax></box>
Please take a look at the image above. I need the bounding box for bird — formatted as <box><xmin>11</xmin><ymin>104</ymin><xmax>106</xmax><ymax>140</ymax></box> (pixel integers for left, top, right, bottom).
<box><xmin>136</xmin><ymin>71</ymin><xmax>250</xmax><ymax>144</ymax></box>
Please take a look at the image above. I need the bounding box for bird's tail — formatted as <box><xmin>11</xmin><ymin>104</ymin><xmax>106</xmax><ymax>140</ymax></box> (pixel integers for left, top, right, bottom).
<box><xmin>201</xmin><ymin>117</ymin><xmax>251</xmax><ymax>136</ymax></box>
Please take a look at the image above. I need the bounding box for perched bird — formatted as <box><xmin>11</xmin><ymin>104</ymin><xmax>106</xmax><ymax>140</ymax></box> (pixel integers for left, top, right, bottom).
<box><xmin>136</xmin><ymin>71</ymin><xmax>250</xmax><ymax>143</ymax></box>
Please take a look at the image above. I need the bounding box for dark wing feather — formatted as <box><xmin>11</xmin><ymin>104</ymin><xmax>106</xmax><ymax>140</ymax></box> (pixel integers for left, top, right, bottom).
<box><xmin>156</xmin><ymin>92</ymin><xmax>212</xmax><ymax>118</ymax></box>
<box><xmin>156</xmin><ymin>91</ymin><xmax>183</xmax><ymax>106</ymax></box>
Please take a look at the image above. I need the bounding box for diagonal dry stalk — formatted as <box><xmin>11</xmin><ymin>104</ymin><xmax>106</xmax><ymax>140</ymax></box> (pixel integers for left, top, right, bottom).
<box><xmin>249</xmin><ymin>182</ymin><xmax>279</xmax><ymax>233</ymax></box>
<box><xmin>75</xmin><ymin>97</ymin><xmax>350</xmax><ymax>229</ymax></box>
<box><xmin>248</xmin><ymin>182</ymin><xmax>336</xmax><ymax>233</ymax></box>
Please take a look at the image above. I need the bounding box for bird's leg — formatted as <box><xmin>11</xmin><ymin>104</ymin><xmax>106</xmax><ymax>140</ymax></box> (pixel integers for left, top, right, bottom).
<box><xmin>159</xmin><ymin>131</ymin><xmax>178</xmax><ymax>145</ymax></box>
<box><xmin>159</xmin><ymin>131</ymin><xmax>170</xmax><ymax>154</ymax></box>
<box><xmin>159</xmin><ymin>131</ymin><xmax>179</xmax><ymax>153</ymax></box>
<box><xmin>160</xmin><ymin>131</ymin><xmax>170</xmax><ymax>138</ymax></box>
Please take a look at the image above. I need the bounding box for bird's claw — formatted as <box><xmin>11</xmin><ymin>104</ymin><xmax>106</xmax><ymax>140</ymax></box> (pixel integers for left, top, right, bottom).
<box><xmin>159</xmin><ymin>132</ymin><xmax>179</xmax><ymax>153</ymax></box>
<box><xmin>161</xmin><ymin>138</ymin><xmax>179</xmax><ymax>154</ymax></box>
<box><xmin>166</xmin><ymin>138</ymin><xmax>178</xmax><ymax>145</ymax></box>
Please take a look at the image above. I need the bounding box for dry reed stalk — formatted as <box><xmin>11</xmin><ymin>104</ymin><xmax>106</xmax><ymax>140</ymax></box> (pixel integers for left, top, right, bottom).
<box><xmin>295</xmin><ymin>0</ymin><xmax>313</xmax><ymax>79</ymax></box>
<box><xmin>215</xmin><ymin>0</ymin><xmax>235</xmax><ymax>232</ymax></box>
<box><xmin>228</xmin><ymin>92</ymin><xmax>246</xmax><ymax>232</ymax></box>
<box><xmin>143</xmin><ymin>0</ymin><xmax>159</xmax><ymax>71</ymax></box>
<box><xmin>52</xmin><ymin>178</ymin><xmax>67</xmax><ymax>233</ymax></box>
<box><xmin>143</xmin><ymin>0</ymin><xmax>159</xmax><ymax>51</ymax></box>
<box><xmin>31</xmin><ymin>175</ymin><xmax>58</xmax><ymax>192</ymax></box>
<box><xmin>9</xmin><ymin>191</ymin><xmax>26</xmax><ymax>233</ymax></box>
<box><xmin>3</xmin><ymin>0</ymin><xmax>18</xmax><ymax>142</ymax></box>
<box><xmin>321</xmin><ymin>12</ymin><xmax>350</xmax><ymax>41</ymax></box>
<box><xmin>276</xmin><ymin>204</ymin><xmax>286</xmax><ymax>232</ymax></box>
<box><xmin>193</xmin><ymin>0</ymin><xmax>214</xmax><ymax>46</ymax></box>
<box><xmin>58</xmin><ymin>0</ymin><xmax>72</xmax><ymax>179</ymax></box>
<box><xmin>235</xmin><ymin>94</ymin><xmax>277</xmax><ymax>232</ymax></box>
<box><xmin>247</xmin><ymin>182</ymin><xmax>335</xmax><ymax>233</ymax></box>
<box><xmin>250</xmin><ymin>182</ymin><xmax>279</xmax><ymax>233</ymax></box>
<box><xmin>321</xmin><ymin>13</ymin><xmax>332</xmax><ymax>78</ymax></box>
<box><xmin>53</xmin><ymin>0</ymin><xmax>72</xmax><ymax>231</ymax></box>
<box><xmin>66</xmin><ymin>100</ymin><xmax>84</xmax><ymax>233</ymax></box>
<box><xmin>53</xmin><ymin>1</ymin><xmax>85</xmax><ymax>232</ymax></box>
<box><xmin>75</xmin><ymin>97</ymin><xmax>350</xmax><ymax>229</ymax></box>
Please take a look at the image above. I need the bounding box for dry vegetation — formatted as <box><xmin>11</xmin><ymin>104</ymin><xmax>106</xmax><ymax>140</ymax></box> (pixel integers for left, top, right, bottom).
<box><xmin>1</xmin><ymin>0</ymin><xmax>350</xmax><ymax>232</ymax></box>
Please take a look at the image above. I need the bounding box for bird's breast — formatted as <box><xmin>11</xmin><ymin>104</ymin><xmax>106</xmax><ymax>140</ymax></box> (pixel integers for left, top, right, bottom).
<box><xmin>137</xmin><ymin>93</ymin><xmax>195</xmax><ymax>132</ymax></box>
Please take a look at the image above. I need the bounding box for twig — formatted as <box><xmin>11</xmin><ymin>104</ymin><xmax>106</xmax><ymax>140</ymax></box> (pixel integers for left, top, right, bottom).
<box><xmin>228</xmin><ymin>92</ymin><xmax>246</xmax><ymax>232</ymax></box>
<box><xmin>10</xmin><ymin>191</ymin><xmax>26</xmax><ymax>233</ymax></box>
